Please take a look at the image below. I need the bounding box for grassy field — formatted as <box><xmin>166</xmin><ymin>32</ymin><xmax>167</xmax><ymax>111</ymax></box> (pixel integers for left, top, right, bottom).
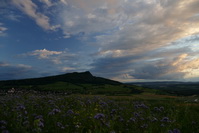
<box><xmin>0</xmin><ymin>93</ymin><xmax>198</xmax><ymax>133</ymax></box>
<box><xmin>13</xmin><ymin>82</ymin><xmax>144</xmax><ymax>95</ymax></box>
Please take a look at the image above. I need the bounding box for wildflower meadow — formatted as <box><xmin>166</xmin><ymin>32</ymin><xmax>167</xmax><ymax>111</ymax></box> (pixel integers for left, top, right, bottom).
<box><xmin>0</xmin><ymin>93</ymin><xmax>198</xmax><ymax>133</ymax></box>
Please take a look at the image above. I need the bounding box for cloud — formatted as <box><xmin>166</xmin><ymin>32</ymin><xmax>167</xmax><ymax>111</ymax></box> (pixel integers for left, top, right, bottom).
<box><xmin>90</xmin><ymin>55</ymin><xmax>187</xmax><ymax>81</ymax></box>
<box><xmin>62</xmin><ymin>67</ymin><xmax>75</xmax><ymax>71</ymax></box>
<box><xmin>17</xmin><ymin>49</ymin><xmax>85</xmax><ymax>77</ymax></box>
<box><xmin>53</xmin><ymin>0</ymin><xmax>199</xmax><ymax>55</ymax></box>
<box><xmin>0</xmin><ymin>62</ymin><xmax>9</xmax><ymax>67</ymax></box>
<box><xmin>90</xmin><ymin>55</ymin><xmax>135</xmax><ymax>79</ymax></box>
<box><xmin>27</xmin><ymin>49</ymin><xmax>62</xmax><ymax>59</ymax></box>
<box><xmin>9</xmin><ymin>0</ymin><xmax>199</xmax><ymax>40</ymax></box>
<box><xmin>0</xmin><ymin>8</ymin><xmax>21</xmax><ymax>22</ymax></box>
<box><xmin>60</xmin><ymin>0</ymin><xmax>68</xmax><ymax>5</ymax></box>
<box><xmin>0</xmin><ymin>1</ymin><xmax>21</xmax><ymax>22</ymax></box>
<box><xmin>129</xmin><ymin>59</ymin><xmax>187</xmax><ymax>80</ymax></box>
<box><xmin>90</xmin><ymin>43</ymin><xmax>199</xmax><ymax>81</ymax></box>
<box><xmin>0</xmin><ymin>23</ymin><xmax>7</xmax><ymax>36</ymax></box>
<box><xmin>22</xmin><ymin>49</ymin><xmax>75</xmax><ymax>64</ymax></box>
<box><xmin>4</xmin><ymin>0</ymin><xmax>199</xmax><ymax>81</ymax></box>
<box><xmin>6</xmin><ymin>14</ymin><xmax>21</xmax><ymax>22</ymax></box>
<box><xmin>39</xmin><ymin>0</ymin><xmax>53</xmax><ymax>7</ymax></box>
<box><xmin>57</xmin><ymin>0</ymin><xmax>130</xmax><ymax>37</ymax></box>
<box><xmin>79</xmin><ymin>0</ymin><xmax>198</xmax><ymax>81</ymax></box>
<box><xmin>0</xmin><ymin>61</ymin><xmax>71</xmax><ymax>80</ymax></box>
<box><xmin>0</xmin><ymin>61</ymin><xmax>35</xmax><ymax>80</ymax></box>
<box><xmin>11</xmin><ymin>0</ymin><xmax>58</xmax><ymax>30</ymax></box>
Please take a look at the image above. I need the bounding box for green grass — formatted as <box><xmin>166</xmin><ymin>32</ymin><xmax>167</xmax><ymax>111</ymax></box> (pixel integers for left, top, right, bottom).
<box><xmin>0</xmin><ymin>93</ymin><xmax>198</xmax><ymax>133</ymax></box>
<box><xmin>39</xmin><ymin>82</ymin><xmax>83</xmax><ymax>91</ymax></box>
<box><xmin>31</xmin><ymin>82</ymin><xmax>139</xmax><ymax>95</ymax></box>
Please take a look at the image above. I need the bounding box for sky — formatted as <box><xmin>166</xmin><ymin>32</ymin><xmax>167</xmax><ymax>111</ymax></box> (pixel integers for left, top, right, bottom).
<box><xmin>1</xmin><ymin>0</ymin><xmax>199</xmax><ymax>82</ymax></box>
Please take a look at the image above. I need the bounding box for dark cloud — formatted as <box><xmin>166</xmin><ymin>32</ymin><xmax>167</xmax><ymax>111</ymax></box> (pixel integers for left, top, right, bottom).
<box><xmin>90</xmin><ymin>45</ymin><xmax>193</xmax><ymax>81</ymax></box>
<box><xmin>90</xmin><ymin>56</ymin><xmax>187</xmax><ymax>81</ymax></box>
<box><xmin>0</xmin><ymin>62</ymin><xmax>35</xmax><ymax>80</ymax></box>
<box><xmin>129</xmin><ymin>61</ymin><xmax>186</xmax><ymax>80</ymax></box>
<box><xmin>90</xmin><ymin>56</ymin><xmax>133</xmax><ymax>78</ymax></box>
<box><xmin>0</xmin><ymin>61</ymin><xmax>70</xmax><ymax>80</ymax></box>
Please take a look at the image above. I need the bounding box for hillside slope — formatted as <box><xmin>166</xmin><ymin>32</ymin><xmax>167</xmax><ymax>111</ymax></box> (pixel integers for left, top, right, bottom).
<box><xmin>0</xmin><ymin>71</ymin><xmax>121</xmax><ymax>86</ymax></box>
<box><xmin>0</xmin><ymin>71</ymin><xmax>151</xmax><ymax>95</ymax></box>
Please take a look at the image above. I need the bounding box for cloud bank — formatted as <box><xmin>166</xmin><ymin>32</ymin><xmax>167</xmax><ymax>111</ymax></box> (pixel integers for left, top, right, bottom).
<box><xmin>0</xmin><ymin>62</ymin><xmax>35</xmax><ymax>80</ymax></box>
<box><xmin>22</xmin><ymin>49</ymin><xmax>76</xmax><ymax>64</ymax></box>
<box><xmin>4</xmin><ymin>0</ymin><xmax>199</xmax><ymax>81</ymax></box>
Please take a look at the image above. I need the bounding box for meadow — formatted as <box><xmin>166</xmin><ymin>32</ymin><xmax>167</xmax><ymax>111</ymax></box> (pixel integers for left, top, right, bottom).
<box><xmin>0</xmin><ymin>93</ymin><xmax>198</xmax><ymax>133</ymax></box>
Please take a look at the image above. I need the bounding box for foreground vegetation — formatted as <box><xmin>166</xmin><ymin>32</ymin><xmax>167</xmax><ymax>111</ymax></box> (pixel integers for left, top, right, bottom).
<box><xmin>0</xmin><ymin>93</ymin><xmax>198</xmax><ymax>133</ymax></box>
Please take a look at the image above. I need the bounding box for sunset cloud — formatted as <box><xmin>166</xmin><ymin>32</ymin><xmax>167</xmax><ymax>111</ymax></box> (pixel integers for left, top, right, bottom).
<box><xmin>2</xmin><ymin>0</ymin><xmax>199</xmax><ymax>81</ymax></box>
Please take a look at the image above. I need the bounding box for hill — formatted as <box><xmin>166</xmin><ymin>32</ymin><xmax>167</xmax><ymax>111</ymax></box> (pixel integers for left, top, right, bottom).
<box><xmin>0</xmin><ymin>71</ymin><xmax>146</xmax><ymax>95</ymax></box>
<box><xmin>0</xmin><ymin>71</ymin><xmax>121</xmax><ymax>86</ymax></box>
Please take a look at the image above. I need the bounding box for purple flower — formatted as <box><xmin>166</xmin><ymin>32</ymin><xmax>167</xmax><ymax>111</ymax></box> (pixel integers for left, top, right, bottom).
<box><xmin>140</xmin><ymin>117</ymin><xmax>145</xmax><ymax>120</ymax></box>
<box><xmin>173</xmin><ymin>129</ymin><xmax>181</xmax><ymax>133</ymax></box>
<box><xmin>0</xmin><ymin>126</ymin><xmax>6</xmax><ymax>129</ymax></box>
<box><xmin>154</xmin><ymin>107</ymin><xmax>159</xmax><ymax>111</ymax></box>
<box><xmin>133</xmin><ymin>112</ymin><xmax>140</xmax><ymax>117</ymax></box>
<box><xmin>48</xmin><ymin>111</ymin><xmax>55</xmax><ymax>115</ymax></box>
<box><xmin>151</xmin><ymin>117</ymin><xmax>158</xmax><ymax>122</ymax></box>
<box><xmin>35</xmin><ymin>115</ymin><xmax>44</xmax><ymax>123</ymax></box>
<box><xmin>67</xmin><ymin>109</ymin><xmax>74</xmax><ymax>115</ymax></box>
<box><xmin>139</xmin><ymin>103</ymin><xmax>148</xmax><ymax>109</ymax></box>
<box><xmin>99</xmin><ymin>101</ymin><xmax>108</xmax><ymax>107</ymax></box>
<box><xmin>168</xmin><ymin>129</ymin><xmax>181</xmax><ymax>133</ymax></box>
<box><xmin>160</xmin><ymin>106</ymin><xmax>164</xmax><ymax>111</ymax></box>
<box><xmin>105</xmin><ymin>122</ymin><xmax>110</xmax><ymax>127</ymax></box>
<box><xmin>154</xmin><ymin>106</ymin><xmax>164</xmax><ymax>112</ymax></box>
<box><xmin>16</xmin><ymin>104</ymin><xmax>26</xmax><ymax>110</ymax></box>
<box><xmin>94</xmin><ymin>113</ymin><xmax>105</xmax><ymax>120</ymax></box>
<box><xmin>0</xmin><ymin>120</ymin><xmax>7</xmax><ymax>125</ymax></box>
<box><xmin>57</xmin><ymin>122</ymin><xmax>63</xmax><ymax>127</ymax></box>
<box><xmin>48</xmin><ymin>100</ymin><xmax>54</xmax><ymax>104</ymax></box>
<box><xmin>52</xmin><ymin>108</ymin><xmax>61</xmax><ymax>113</ymax></box>
<box><xmin>24</xmin><ymin>111</ymin><xmax>28</xmax><ymax>114</ymax></box>
<box><xmin>160</xmin><ymin>123</ymin><xmax>165</xmax><ymax>127</ymax></box>
<box><xmin>38</xmin><ymin>121</ymin><xmax>44</xmax><ymax>127</ymax></box>
<box><xmin>129</xmin><ymin>117</ymin><xmax>136</xmax><ymax>122</ymax></box>
<box><xmin>56</xmin><ymin>122</ymin><xmax>65</xmax><ymax>129</ymax></box>
<box><xmin>35</xmin><ymin>115</ymin><xmax>43</xmax><ymax>120</ymax></box>
<box><xmin>141</xmin><ymin>124</ymin><xmax>148</xmax><ymax>128</ymax></box>
<box><xmin>154</xmin><ymin>107</ymin><xmax>162</xmax><ymax>112</ymax></box>
<box><xmin>2</xmin><ymin>130</ymin><xmax>9</xmax><ymax>133</ymax></box>
<box><xmin>23</xmin><ymin>121</ymin><xmax>29</xmax><ymax>126</ymax></box>
<box><xmin>161</xmin><ymin>117</ymin><xmax>170</xmax><ymax>122</ymax></box>
<box><xmin>134</xmin><ymin>105</ymin><xmax>139</xmax><ymax>109</ymax></box>
<box><xmin>110</xmin><ymin>109</ymin><xmax>117</xmax><ymax>115</ymax></box>
<box><xmin>75</xmin><ymin>124</ymin><xmax>80</xmax><ymax>128</ymax></box>
<box><xmin>86</xmin><ymin>99</ymin><xmax>92</xmax><ymax>104</ymax></box>
<box><xmin>60</xmin><ymin>105</ymin><xmax>65</xmax><ymax>108</ymax></box>
<box><xmin>48</xmin><ymin>108</ymin><xmax>61</xmax><ymax>115</ymax></box>
<box><xmin>119</xmin><ymin>117</ymin><xmax>124</xmax><ymax>122</ymax></box>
